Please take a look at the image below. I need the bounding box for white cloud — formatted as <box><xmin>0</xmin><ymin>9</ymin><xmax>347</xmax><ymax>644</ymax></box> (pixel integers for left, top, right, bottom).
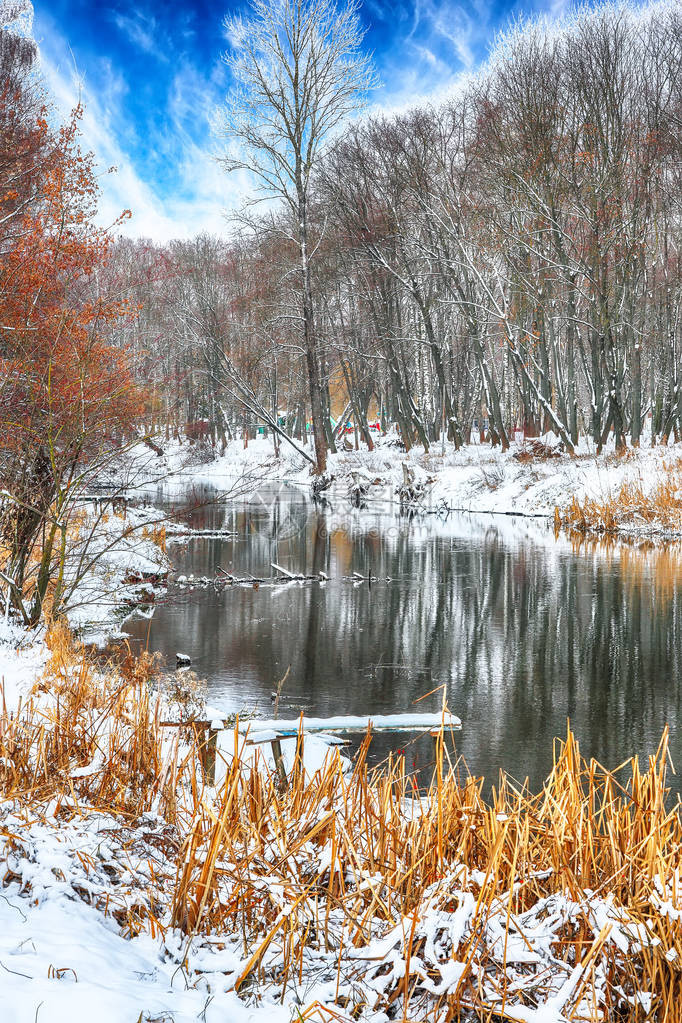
<box><xmin>32</xmin><ymin>10</ymin><xmax>250</xmax><ymax>243</ymax></box>
<box><xmin>366</xmin><ymin>0</ymin><xmax>591</xmax><ymax>118</ymax></box>
<box><xmin>367</xmin><ymin>0</ymin><xmax>492</xmax><ymax>118</ymax></box>
<box><xmin>109</xmin><ymin>10</ymin><xmax>166</xmax><ymax>59</ymax></box>
<box><xmin>413</xmin><ymin>43</ymin><xmax>439</xmax><ymax>66</ymax></box>
<box><xmin>29</xmin><ymin>0</ymin><xmax>581</xmax><ymax>244</ymax></box>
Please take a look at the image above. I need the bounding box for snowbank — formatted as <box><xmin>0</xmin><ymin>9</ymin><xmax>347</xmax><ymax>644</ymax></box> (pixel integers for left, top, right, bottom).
<box><xmin>0</xmin><ymin>620</ymin><xmax>47</xmax><ymax>712</ymax></box>
<box><xmin>64</xmin><ymin>504</ymin><xmax>170</xmax><ymax>643</ymax></box>
<box><xmin>123</xmin><ymin>430</ymin><xmax>682</xmax><ymax>539</ymax></box>
<box><xmin>0</xmin><ymin>808</ymin><xmax>290</xmax><ymax>1023</ymax></box>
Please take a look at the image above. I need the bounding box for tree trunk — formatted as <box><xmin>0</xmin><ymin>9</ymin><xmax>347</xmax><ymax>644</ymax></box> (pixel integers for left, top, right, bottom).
<box><xmin>298</xmin><ymin>193</ymin><xmax>328</xmax><ymax>475</ymax></box>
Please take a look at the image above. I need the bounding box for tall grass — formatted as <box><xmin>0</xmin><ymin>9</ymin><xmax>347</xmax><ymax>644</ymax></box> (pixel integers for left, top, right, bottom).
<box><xmin>556</xmin><ymin>466</ymin><xmax>682</xmax><ymax>536</ymax></box>
<box><xmin>0</xmin><ymin>624</ymin><xmax>182</xmax><ymax>818</ymax></box>
<box><xmin>171</xmin><ymin>726</ymin><xmax>682</xmax><ymax>1020</ymax></box>
<box><xmin>1</xmin><ymin>634</ymin><xmax>681</xmax><ymax>1019</ymax></box>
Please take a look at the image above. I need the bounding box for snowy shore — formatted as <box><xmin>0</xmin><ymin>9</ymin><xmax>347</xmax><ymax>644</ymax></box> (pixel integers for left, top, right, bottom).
<box><xmin>2</xmin><ymin>435</ymin><xmax>682</xmax><ymax>1021</ymax></box>
<box><xmin>1</xmin><ymin>635</ymin><xmax>678</xmax><ymax>1022</ymax></box>
<box><xmin>130</xmin><ymin>429</ymin><xmax>682</xmax><ymax>540</ymax></box>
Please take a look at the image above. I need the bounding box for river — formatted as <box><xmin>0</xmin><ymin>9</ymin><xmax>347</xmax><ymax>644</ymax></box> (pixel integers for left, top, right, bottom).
<box><xmin>124</xmin><ymin>481</ymin><xmax>682</xmax><ymax>795</ymax></box>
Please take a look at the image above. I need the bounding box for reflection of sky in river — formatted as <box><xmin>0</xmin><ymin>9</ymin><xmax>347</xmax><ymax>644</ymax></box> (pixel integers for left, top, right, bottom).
<box><xmin>125</xmin><ymin>483</ymin><xmax>682</xmax><ymax>798</ymax></box>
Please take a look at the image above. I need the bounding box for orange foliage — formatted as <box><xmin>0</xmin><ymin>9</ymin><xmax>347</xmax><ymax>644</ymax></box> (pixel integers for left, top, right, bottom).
<box><xmin>0</xmin><ymin>103</ymin><xmax>141</xmax><ymax>467</ymax></box>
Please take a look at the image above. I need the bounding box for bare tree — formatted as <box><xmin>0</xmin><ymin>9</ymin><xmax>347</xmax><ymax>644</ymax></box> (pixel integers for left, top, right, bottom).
<box><xmin>110</xmin><ymin>0</ymin><xmax>682</xmax><ymax>461</ymax></box>
<box><xmin>218</xmin><ymin>0</ymin><xmax>377</xmax><ymax>473</ymax></box>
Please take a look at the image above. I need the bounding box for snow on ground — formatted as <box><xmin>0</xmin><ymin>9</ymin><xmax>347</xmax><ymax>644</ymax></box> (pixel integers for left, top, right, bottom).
<box><xmin>0</xmin><ymin>620</ymin><xmax>47</xmax><ymax>712</ymax></box>
<box><xmin>0</xmin><ymin>796</ymin><xmax>616</xmax><ymax>1023</ymax></box>
<box><xmin>0</xmin><ymin>506</ymin><xmax>169</xmax><ymax>715</ymax></box>
<box><xmin>63</xmin><ymin>504</ymin><xmax>170</xmax><ymax>644</ymax></box>
<box><xmin>2</xmin><ymin>780</ymin><xmax>665</xmax><ymax>1023</ymax></box>
<box><xmin>0</xmin><ymin>806</ymin><xmax>290</xmax><ymax>1023</ymax></box>
<box><xmin>0</xmin><ymin>634</ymin><xmax>351</xmax><ymax>1021</ymax></box>
<box><xmin>312</xmin><ymin>431</ymin><xmax>682</xmax><ymax>527</ymax></box>
<box><xmin>121</xmin><ymin>428</ymin><xmax>682</xmax><ymax>537</ymax></box>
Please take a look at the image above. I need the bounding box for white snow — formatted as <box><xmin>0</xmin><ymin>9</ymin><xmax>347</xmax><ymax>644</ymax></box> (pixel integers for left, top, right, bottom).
<box><xmin>123</xmin><ymin>429</ymin><xmax>682</xmax><ymax>541</ymax></box>
<box><xmin>0</xmin><ymin>810</ymin><xmax>290</xmax><ymax>1023</ymax></box>
<box><xmin>44</xmin><ymin>503</ymin><xmax>171</xmax><ymax>644</ymax></box>
<box><xmin>244</xmin><ymin>711</ymin><xmax>461</xmax><ymax>734</ymax></box>
<box><xmin>0</xmin><ymin>621</ymin><xmax>48</xmax><ymax>713</ymax></box>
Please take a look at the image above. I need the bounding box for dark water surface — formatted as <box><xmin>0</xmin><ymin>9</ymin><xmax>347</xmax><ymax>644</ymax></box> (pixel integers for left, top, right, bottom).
<box><xmin>125</xmin><ymin>482</ymin><xmax>682</xmax><ymax>796</ymax></box>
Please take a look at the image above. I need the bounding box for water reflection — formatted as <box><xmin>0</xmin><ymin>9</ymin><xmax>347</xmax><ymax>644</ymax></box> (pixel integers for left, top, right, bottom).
<box><xmin>125</xmin><ymin>484</ymin><xmax>682</xmax><ymax>795</ymax></box>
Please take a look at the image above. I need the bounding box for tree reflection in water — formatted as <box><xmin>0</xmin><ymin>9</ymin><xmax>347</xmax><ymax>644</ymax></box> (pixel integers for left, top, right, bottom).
<box><xmin>125</xmin><ymin>483</ymin><xmax>682</xmax><ymax>796</ymax></box>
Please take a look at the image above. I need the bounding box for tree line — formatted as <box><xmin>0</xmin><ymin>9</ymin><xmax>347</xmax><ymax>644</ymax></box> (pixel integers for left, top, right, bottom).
<box><xmin>108</xmin><ymin>0</ymin><xmax>682</xmax><ymax>471</ymax></box>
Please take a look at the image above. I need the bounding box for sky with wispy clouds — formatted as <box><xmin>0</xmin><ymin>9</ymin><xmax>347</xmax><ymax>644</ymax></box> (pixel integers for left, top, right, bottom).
<box><xmin>32</xmin><ymin>0</ymin><xmax>570</xmax><ymax>241</ymax></box>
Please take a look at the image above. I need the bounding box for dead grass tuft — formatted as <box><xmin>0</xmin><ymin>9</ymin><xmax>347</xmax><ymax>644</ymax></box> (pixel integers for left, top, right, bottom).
<box><xmin>169</xmin><ymin>725</ymin><xmax>682</xmax><ymax>1020</ymax></box>
<box><xmin>142</xmin><ymin>522</ymin><xmax>167</xmax><ymax>552</ymax></box>
<box><xmin>0</xmin><ymin>632</ymin><xmax>179</xmax><ymax>818</ymax></box>
<box><xmin>556</xmin><ymin>469</ymin><xmax>682</xmax><ymax>536</ymax></box>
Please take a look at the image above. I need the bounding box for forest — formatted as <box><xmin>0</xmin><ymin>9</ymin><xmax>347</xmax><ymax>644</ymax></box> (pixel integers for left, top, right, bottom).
<box><xmin>1</xmin><ymin>0</ymin><xmax>681</xmax><ymax>528</ymax></box>
<box><xmin>104</xmin><ymin>1</ymin><xmax>682</xmax><ymax>468</ymax></box>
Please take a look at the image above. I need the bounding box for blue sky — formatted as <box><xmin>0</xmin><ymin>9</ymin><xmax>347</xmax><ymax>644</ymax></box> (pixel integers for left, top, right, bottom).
<box><xmin>32</xmin><ymin>0</ymin><xmax>570</xmax><ymax>240</ymax></box>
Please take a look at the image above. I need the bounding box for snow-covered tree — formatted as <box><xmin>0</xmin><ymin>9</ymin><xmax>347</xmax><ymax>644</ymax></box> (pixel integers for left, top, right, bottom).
<box><xmin>218</xmin><ymin>0</ymin><xmax>377</xmax><ymax>473</ymax></box>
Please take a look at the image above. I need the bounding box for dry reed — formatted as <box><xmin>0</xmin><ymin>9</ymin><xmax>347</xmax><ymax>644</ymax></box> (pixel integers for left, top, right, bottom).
<box><xmin>556</xmin><ymin>467</ymin><xmax>682</xmax><ymax>537</ymax></box>
<box><xmin>170</xmin><ymin>726</ymin><xmax>682</xmax><ymax>1021</ymax></box>
<box><xmin>1</xmin><ymin>637</ymin><xmax>681</xmax><ymax>1020</ymax></box>
<box><xmin>0</xmin><ymin>624</ymin><xmax>180</xmax><ymax>818</ymax></box>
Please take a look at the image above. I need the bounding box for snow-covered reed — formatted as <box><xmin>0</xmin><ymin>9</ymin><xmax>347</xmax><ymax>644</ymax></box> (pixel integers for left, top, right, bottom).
<box><xmin>557</xmin><ymin>458</ymin><xmax>682</xmax><ymax>539</ymax></box>
<box><xmin>170</xmin><ymin>724</ymin><xmax>682</xmax><ymax>1021</ymax></box>
<box><xmin>1</xmin><ymin>630</ymin><xmax>681</xmax><ymax>1020</ymax></box>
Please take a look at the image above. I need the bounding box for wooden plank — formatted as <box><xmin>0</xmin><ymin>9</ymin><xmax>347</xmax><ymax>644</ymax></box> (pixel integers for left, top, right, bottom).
<box><xmin>204</xmin><ymin>727</ymin><xmax>218</xmax><ymax>785</ymax></box>
<box><xmin>270</xmin><ymin>737</ymin><xmax>288</xmax><ymax>789</ymax></box>
<box><xmin>293</xmin><ymin>730</ymin><xmax>304</xmax><ymax>780</ymax></box>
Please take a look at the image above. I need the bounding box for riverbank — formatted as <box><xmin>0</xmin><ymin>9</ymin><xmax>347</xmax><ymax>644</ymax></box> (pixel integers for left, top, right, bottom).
<box><xmin>0</xmin><ymin>499</ymin><xmax>170</xmax><ymax>650</ymax></box>
<box><xmin>1</xmin><ymin>624</ymin><xmax>681</xmax><ymax>1022</ymax></box>
<box><xmin>65</xmin><ymin>503</ymin><xmax>171</xmax><ymax>644</ymax></box>
<box><xmin>131</xmin><ymin>431</ymin><xmax>682</xmax><ymax>541</ymax></box>
<box><xmin>3</xmin><ymin>440</ymin><xmax>682</xmax><ymax>1020</ymax></box>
